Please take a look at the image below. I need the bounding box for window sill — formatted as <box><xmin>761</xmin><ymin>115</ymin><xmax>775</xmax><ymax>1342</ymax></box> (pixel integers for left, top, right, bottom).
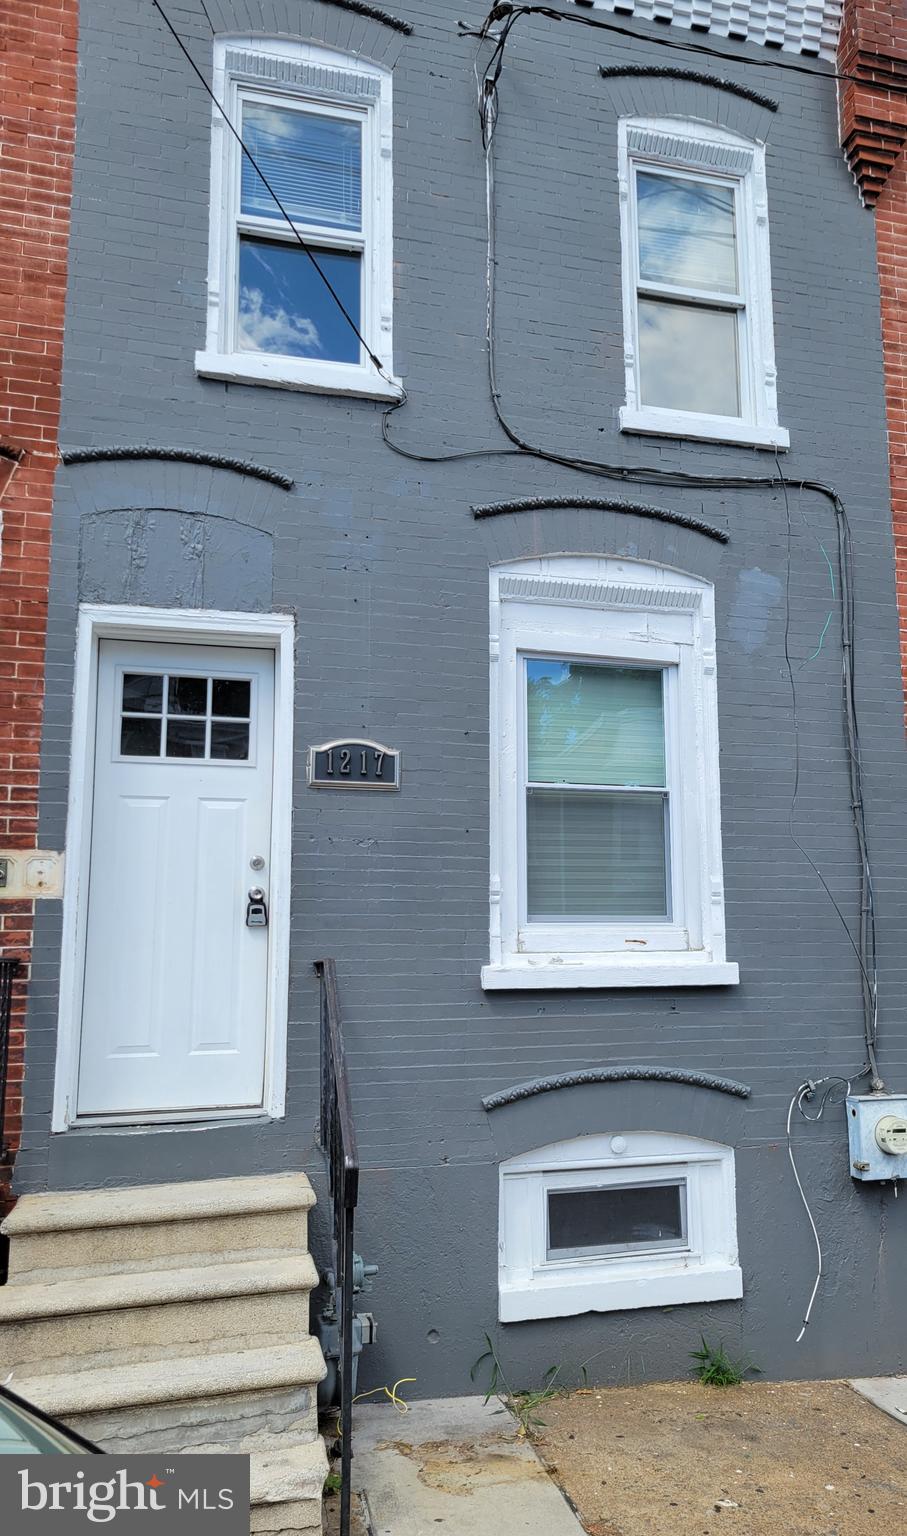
<box><xmin>620</xmin><ymin>405</ymin><xmax>789</xmax><ymax>451</ymax></box>
<box><xmin>499</xmin><ymin>1260</ymin><xmax>742</xmax><ymax>1321</ymax></box>
<box><xmin>481</xmin><ymin>956</ymin><xmax>740</xmax><ymax>990</ymax></box>
<box><xmin>195</xmin><ymin>351</ymin><xmax>404</xmax><ymax>401</ymax></box>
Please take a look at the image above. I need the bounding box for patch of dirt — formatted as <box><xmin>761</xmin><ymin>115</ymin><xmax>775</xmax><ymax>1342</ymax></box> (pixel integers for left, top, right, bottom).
<box><xmin>321</xmin><ymin>1486</ymin><xmax>370</xmax><ymax>1536</ymax></box>
<box><xmin>378</xmin><ymin>1434</ymin><xmax>550</xmax><ymax>1496</ymax></box>
<box><xmin>535</xmin><ymin>1379</ymin><xmax>907</xmax><ymax>1536</ymax></box>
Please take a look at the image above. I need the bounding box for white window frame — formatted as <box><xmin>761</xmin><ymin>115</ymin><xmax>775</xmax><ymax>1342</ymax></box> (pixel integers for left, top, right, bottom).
<box><xmin>499</xmin><ymin>1132</ymin><xmax>742</xmax><ymax>1321</ymax></box>
<box><xmin>618</xmin><ymin>118</ymin><xmax>788</xmax><ymax>450</ymax></box>
<box><xmin>51</xmin><ymin>604</ymin><xmax>295</xmax><ymax>1133</ymax></box>
<box><xmin>196</xmin><ymin>38</ymin><xmax>402</xmax><ymax>401</ymax></box>
<box><xmin>483</xmin><ymin>556</ymin><xmax>738</xmax><ymax>990</ymax></box>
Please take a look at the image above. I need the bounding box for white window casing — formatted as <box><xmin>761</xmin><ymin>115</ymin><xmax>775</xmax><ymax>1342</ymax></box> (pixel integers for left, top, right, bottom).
<box><xmin>483</xmin><ymin>556</ymin><xmax>738</xmax><ymax>990</ymax></box>
<box><xmin>499</xmin><ymin>1132</ymin><xmax>742</xmax><ymax>1322</ymax></box>
<box><xmin>196</xmin><ymin>38</ymin><xmax>402</xmax><ymax>400</ymax></box>
<box><xmin>618</xmin><ymin>118</ymin><xmax>788</xmax><ymax>450</ymax></box>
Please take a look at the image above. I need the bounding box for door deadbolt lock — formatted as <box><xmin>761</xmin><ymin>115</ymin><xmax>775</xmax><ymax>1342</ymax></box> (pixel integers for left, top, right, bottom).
<box><xmin>246</xmin><ymin>887</ymin><xmax>269</xmax><ymax>928</ymax></box>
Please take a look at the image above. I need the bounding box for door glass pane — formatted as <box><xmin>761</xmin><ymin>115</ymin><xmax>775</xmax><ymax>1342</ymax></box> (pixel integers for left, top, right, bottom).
<box><xmin>168</xmin><ymin>677</ymin><xmax>208</xmax><ymax>716</ymax></box>
<box><xmin>211</xmin><ymin>722</ymin><xmax>250</xmax><ymax>761</ymax></box>
<box><xmin>637</xmin><ymin>172</ymin><xmax>737</xmax><ymax>294</ymax></box>
<box><xmin>238</xmin><ymin>237</ymin><xmax>361</xmax><ymax>364</ymax></box>
<box><xmin>547</xmin><ymin>1181</ymin><xmax>686</xmax><ymax>1258</ymax></box>
<box><xmin>120</xmin><ymin>717</ymin><xmax>163</xmax><ymax>757</ymax></box>
<box><xmin>638</xmin><ymin>298</ymin><xmax>740</xmax><ymax>416</ymax></box>
<box><xmin>241</xmin><ymin>103</ymin><xmax>362</xmax><ymax>232</ymax></box>
<box><xmin>122</xmin><ymin>674</ymin><xmax>163</xmax><ymax>713</ymax></box>
<box><xmin>165</xmin><ymin>719</ymin><xmax>206</xmax><ymax>758</ymax></box>
<box><xmin>212</xmin><ymin>679</ymin><xmax>251</xmax><ymax>718</ymax></box>
<box><xmin>527</xmin><ymin>661</ymin><xmax>665</xmax><ymax>787</ymax></box>
<box><xmin>526</xmin><ymin>789</ymin><xmax>668</xmax><ymax>920</ymax></box>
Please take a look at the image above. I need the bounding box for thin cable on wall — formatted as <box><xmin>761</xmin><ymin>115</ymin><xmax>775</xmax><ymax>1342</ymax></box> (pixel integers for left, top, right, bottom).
<box><xmin>786</xmin><ymin>1076</ymin><xmax>851</xmax><ymax>1342</ymax></box>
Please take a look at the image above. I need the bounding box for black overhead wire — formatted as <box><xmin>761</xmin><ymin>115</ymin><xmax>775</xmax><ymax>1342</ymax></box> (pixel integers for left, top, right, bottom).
<box><xmin>460</xmin><ymin>2</ymin><xmax>907</xmax><ymax>98</ymax></box>
<box><xmin>151</xmin><ymin>0</ymin><xmax>884</xmax><ymax>1086</ymax></box>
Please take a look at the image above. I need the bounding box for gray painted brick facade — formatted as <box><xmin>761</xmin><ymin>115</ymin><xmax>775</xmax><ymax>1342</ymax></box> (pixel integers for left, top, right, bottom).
<box><xmin>16</xmin><ymin>0</ymin><xmax>907</xmax><ymax>1394</ymax></box>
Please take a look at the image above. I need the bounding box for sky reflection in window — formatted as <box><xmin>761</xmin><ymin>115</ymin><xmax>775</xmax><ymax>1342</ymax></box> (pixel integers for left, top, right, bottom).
<box><xmin>637</xmin><ymin>172</ymin><xmax>738</xmax><ymax>295</ymax></box>
<box><xmin>237</xmin><ymin>238</ymin><xmax>361</xmax><ymax>363</ymax></box>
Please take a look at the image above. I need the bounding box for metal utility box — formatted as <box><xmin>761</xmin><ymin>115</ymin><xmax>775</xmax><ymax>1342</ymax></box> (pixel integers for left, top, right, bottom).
<box><xmin>846</xmin><ymin>1093</ymin><xmax>907</xmax><ymax>1181</ymax></box>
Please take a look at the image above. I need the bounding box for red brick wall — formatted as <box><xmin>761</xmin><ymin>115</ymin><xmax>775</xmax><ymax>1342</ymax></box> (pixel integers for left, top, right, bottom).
<box><xmin>838</xmin><ymin>1</ymin><xmax>907</xmax><ymax>724</ymax></box>
<box><xmin>0</xmin><ymin>0</ymin><xmax>79</xmax><ymax>1198</ymax></box>
<box><xmin>876</xmin><ymin>153</ymin><xmax>907</xmax><ymax>721</ymax></box>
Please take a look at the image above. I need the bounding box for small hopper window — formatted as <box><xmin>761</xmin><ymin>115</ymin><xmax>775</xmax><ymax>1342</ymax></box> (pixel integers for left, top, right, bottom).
<box><xmin>498</xmin><ymin>1132</ymin><xmax>741</xmax><ymax>1322</ymax></box>
<box><xmin>546</xmin><ymin>1180</ymin><xmax>687</xmax><ymax>1260</ymax></box>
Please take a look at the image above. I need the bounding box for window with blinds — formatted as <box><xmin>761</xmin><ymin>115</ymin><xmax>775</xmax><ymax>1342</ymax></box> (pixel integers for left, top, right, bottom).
<box><xmin>484</xmin><ymin>556</ymin><xmax>738</xmax><ymax>990</ymax></box>
<box><xmin>236</xmin><ymin>100</ymin><xmax>364</xmax><ymax>366</ymax></box>
<box><xmin>525</xmin><ymin>660</ymin><xmax>670</xmax><ymax>921</ymax></box>
<box><xmin>199</xmin><ymin>40</ymin><xmax>398</xmax><ymax>394</ymax></box>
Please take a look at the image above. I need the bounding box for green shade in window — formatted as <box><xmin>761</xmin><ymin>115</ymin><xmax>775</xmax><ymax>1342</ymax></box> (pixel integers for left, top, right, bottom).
<box><xmin>526</xmin><ymin>660</ymin><xmax>666</xmax><ymax>787</ymax></box>
<box><xmin>526</xmin><ymin>789</ymin><xmax>669</xmax><ymax>920</ymax></box>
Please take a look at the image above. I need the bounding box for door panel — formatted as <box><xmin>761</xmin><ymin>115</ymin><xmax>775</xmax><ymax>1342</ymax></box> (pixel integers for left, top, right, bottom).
<box><xmin>77</xmin><ymin>639</ymin><xmax>275</xmax><ymax>1117</ymax></box>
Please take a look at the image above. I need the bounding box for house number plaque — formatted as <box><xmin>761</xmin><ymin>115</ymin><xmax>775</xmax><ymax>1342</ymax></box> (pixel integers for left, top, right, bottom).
<box><xmin>307</xmin><ymin>738</ymin><xmax>401</xmax><ymax>791</ymax></box>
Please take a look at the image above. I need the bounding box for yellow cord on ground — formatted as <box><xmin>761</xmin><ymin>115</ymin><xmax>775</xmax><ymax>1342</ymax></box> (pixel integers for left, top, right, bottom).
<box><xmin>335</xmin><ymin>1377</ymin><xmax>415</xmax><ymax>1438</ymax></box>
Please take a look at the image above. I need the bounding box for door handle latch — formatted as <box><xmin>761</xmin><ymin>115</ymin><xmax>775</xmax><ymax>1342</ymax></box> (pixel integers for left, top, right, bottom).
<box><xmin>246</xmin><ymin>887</ymin><xmax>268</xmax><ymax>928</ymax></box>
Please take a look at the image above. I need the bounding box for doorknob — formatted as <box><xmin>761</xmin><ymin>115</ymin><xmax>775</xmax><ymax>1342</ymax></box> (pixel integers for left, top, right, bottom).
<box><xmin>246</xmin><ymin>887</ymin><xmax>268</xmax><ymax>928</ymax></box>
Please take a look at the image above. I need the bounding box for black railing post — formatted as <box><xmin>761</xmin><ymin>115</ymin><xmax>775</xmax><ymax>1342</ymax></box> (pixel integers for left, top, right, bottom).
<box><xmin>0</xmin><ymin>958</ymin><xmax>22</xmax><ymax>1170</ymax></box>
<box><xmin>314</xmin><ymin>958</ymin><xmax>359</xmax><ymax>1536</ymax></box>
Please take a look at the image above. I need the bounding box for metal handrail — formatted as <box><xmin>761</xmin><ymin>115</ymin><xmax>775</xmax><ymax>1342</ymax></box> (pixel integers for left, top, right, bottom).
<box><xmin>314</xmin><ymin>958</ymin><xmax>359</xmax><ymax>1536</ymax></box>
<box><xmin>0</xmin><ymin>958</ymin><xmax>21</xmax><ymax>1169</ymax></box>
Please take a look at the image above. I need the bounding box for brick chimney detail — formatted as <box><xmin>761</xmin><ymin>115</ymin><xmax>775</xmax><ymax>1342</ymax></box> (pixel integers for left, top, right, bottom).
<box><xmin>838</xmin><ymin>0</ymin><xmax>907</xmax><ymax>206</ymax></box>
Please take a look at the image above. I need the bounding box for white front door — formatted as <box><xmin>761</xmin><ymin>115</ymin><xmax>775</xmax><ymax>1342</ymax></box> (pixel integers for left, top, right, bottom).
<box><xmin>76</xmin><ymin>639</ymin><xmax>275</xmax><ymax>1118</ymax></box>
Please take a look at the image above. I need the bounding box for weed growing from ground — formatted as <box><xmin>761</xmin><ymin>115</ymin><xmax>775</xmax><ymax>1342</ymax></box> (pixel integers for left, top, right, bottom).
<box><xmin>689</xmin><ymin>1336</ymin><xmax>760</xmax><ymax>1387</ymax></box>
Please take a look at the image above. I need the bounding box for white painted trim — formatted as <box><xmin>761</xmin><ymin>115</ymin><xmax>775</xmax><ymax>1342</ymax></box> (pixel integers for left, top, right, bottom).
<box><xmin>499</xmin><ymin>1131</ymin><xmax>742</xmax><ymax>1321</ymax></box>
<box><xmin>482</xmin><ymin>958</ymin><xmax>740</xmax><ymax>989</ymax></box>
<box><xmin>619</xmin><ymin>406</ymin><xmax>789</xmax><ymax>450</ymax></box>
<box><xmin>52</xmin><ymin>604</ymin><xmax>296</xmax><ymax>1134</ymax></box>
<box><xmin>486</xmin><ymin>556</ymin><xmax>736</xmax><ymax>990</ymax></box>
<box><xmin>199</xmin><ymin>38</ymin><xmax>396</xmax><ymax>395</ymax></box>
<box><xmin>618</xmin><ymin>117</ymin><xmax>785</xmax><ymax>448</ymax></box>
<box><xmin>195</xmin><ymin>351</ymin><xmax>403</xmax><ymax>399</ymax></box>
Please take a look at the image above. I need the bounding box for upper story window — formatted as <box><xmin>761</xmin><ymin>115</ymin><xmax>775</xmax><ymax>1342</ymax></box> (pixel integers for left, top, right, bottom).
<box><xmin>483</xmin><ymin>556</ymin><xmax>739</xmax><ymax>991</ymax></box>
<box><xmin>196</xmin><ymin>39</ymin><xmax>401</xmax><ymax>401</ymax></box>
<box><xmin>618</xmin><ymin>119</ymin><xmax>787</xmax><ymax>450</ymax></box>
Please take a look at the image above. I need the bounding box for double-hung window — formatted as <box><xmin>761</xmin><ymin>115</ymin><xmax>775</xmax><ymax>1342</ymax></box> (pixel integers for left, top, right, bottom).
<box><xmin>484</xmin><ymin>556</ymin><xmax>737</xmax><ymax>989</ymax></box>
<box><xmin>198</xmin><ymin>39</ymin><xmax>400</xmax><ymax>400</ymax></box>
<box><xmin>618</xmin><ymin>119</ymin><xmax>787</xmax><ymax>449</ymax></box>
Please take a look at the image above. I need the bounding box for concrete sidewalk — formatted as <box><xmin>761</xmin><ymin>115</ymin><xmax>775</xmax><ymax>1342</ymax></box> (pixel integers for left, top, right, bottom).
<box><xmin>851</xmin><ymin>1376</ymin><xmax>907</xmax><ymax>1427</ymax></box>
<box><xmin>349</xmin><ymin>1394</ymin><xmax>585</xmax><ymax>1536</ymax></box>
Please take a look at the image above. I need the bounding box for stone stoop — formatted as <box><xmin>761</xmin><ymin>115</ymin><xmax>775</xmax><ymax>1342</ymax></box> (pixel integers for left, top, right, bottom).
<box><xmin>0</xmin><ymin>1173</ymin><xmax>329</xmax><ymax>1532</ymax></box>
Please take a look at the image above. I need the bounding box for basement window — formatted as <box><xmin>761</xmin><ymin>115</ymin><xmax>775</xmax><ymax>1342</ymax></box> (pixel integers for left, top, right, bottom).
<box><xmin>196</xmin><ymin>38</ymin><xmax>401</xmax><ymax>401</ymax></box>
<box><xmin>498</xmin><ymin>1133</ymin><xmax>742</xmax><ymax>1322</ymax></box>
<box><xmin>617</xmin><ymin>118</ymin><xmax>788</xmax><ymax>449</ymax></box>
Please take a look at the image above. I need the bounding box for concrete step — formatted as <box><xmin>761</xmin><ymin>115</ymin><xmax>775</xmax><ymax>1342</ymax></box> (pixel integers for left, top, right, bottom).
<box><xmin>2</xmin><ymin>1174</ymin><xmax>316</xmax><ymax>1283</ymax></box>
<box><xmin>249</xmin><ymin>1441</ymin><xmax>329</xmax><ymax>1534</ymax></box>
<box><xmin>9</xmin><ymin>1338</ymin><xmax>326</xmax><ymax>1426</ymax></box>
<box><xmin>0</xmin><ymin>1255</ymin><xmax>319</xmax><ymax>1373</ymax></box>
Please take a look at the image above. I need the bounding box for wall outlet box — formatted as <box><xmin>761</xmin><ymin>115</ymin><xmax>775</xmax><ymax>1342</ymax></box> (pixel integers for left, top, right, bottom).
<box><xmin>0</xmin><ymin>849</ymin><xmax>64</xmax><ymax>900</ymax></box>
<box><xmin>846</xmin><ymin>1093</ymin><xmax>907</xmax><ymax>1181</ymax></box>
